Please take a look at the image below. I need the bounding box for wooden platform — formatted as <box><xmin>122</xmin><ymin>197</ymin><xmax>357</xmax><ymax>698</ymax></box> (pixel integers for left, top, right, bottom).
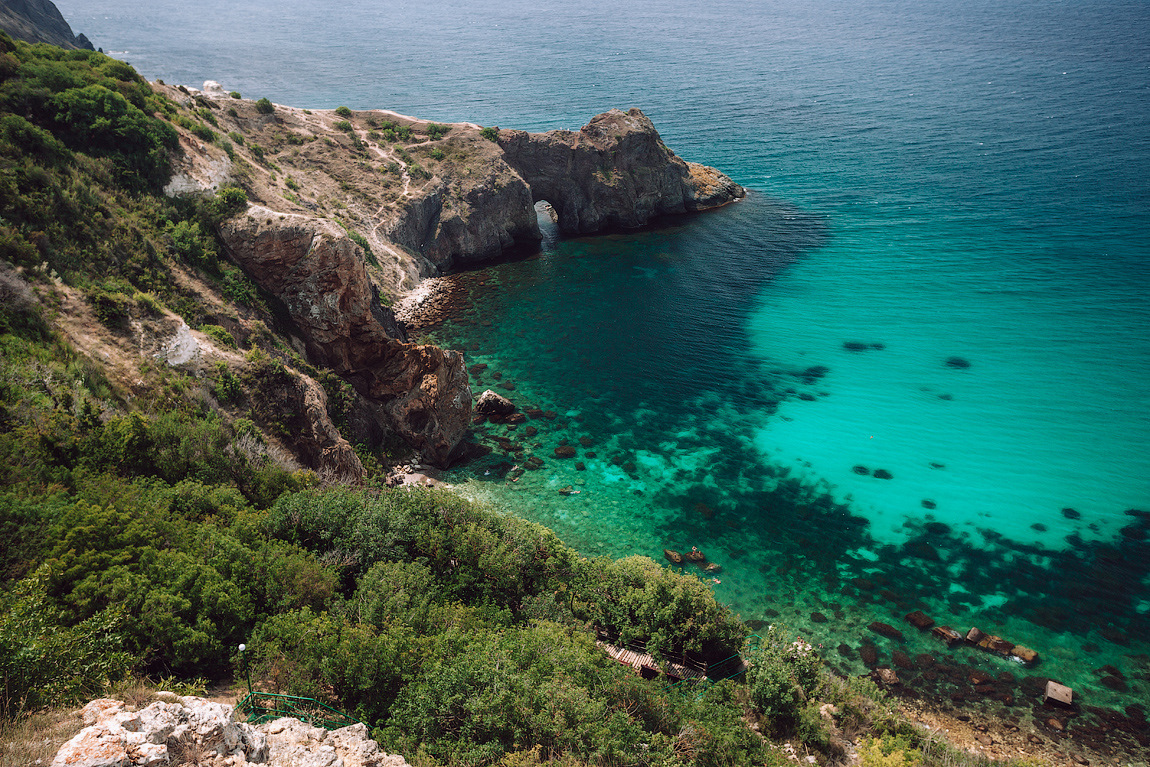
<box><xmin>596</xmin><ymin>640</ymin><xmax>708</xmax><ymax>682</ymax></box>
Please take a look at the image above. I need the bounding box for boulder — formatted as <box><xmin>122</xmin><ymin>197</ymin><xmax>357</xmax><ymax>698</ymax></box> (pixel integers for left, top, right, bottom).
<box><xmin>1044</xmin><ymin>680</ymin><xmax>1074</xmax><ymax>708</ymax></box>
<box><xmin>977</xmin><ymin>634</ymin><xmax>1014</xmax><ymax>656</ymax></box>
<box><xmin>965</xmin><ymin>627</ymin><xmax>985</xmax><ymax>644</ymax></box>
<box><xmin>663</xmin><ymin>549</ymin><xmax>683</xmax><ymax>565</ymax></box>
<box><xmin>869</xmin><ymin>622</ymin><xmax>905</xmax><ymax>641</ymax></box>
<box><xmin>553</xmin><ymin>445</ymin><xmax>577</xmax><ymax>458</ymax></box>
<box><xmin>904</xmin><ymin>610</ymin><xmax>935</xmax><ymax>630</ymax></box>
<box><xmin>475</xmin><ymin>389</ymin><xmax>516</xmax><ymax>416</ymax></box>
<box><xmin>873</xmin><ymin>668</ymin><xmax>901</xmax><ymax>686</ymax></box>
<box><xmin>932</xmin><ymin>626</ymin><xmax>963</xmax><ymax>645</ymax></box>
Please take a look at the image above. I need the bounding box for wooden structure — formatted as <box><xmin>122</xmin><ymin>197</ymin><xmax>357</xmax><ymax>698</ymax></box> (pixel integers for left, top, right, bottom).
<box><xmin>596</xmin><ymin>639</ymin><xmax>708</xmax><ymax>682</ymax></box>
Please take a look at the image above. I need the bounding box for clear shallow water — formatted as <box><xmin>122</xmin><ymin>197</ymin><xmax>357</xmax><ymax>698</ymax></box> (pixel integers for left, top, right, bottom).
<box><xmin>59</xmin><ymin>0</ymin><xmax>1150</xmax><ymax>712</ymax></box>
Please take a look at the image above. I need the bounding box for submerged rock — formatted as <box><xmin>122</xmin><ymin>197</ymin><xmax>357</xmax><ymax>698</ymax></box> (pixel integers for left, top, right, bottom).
<box><xmin>475</xmin><ymin>389</ymin><xmax>516</xmax><ymax>416</ymax></box>
<box><xmin>869</xmin><ymin>622</ymin><xmax>905</xmax><ymax>641</ymax></box>
<box><xmin>945</xmin><ymin>356</ymin><xmax>972</xmax><ymax>369</ymax></box>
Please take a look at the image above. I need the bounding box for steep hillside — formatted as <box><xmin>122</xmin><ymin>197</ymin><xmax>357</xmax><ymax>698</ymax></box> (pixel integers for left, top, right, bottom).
<box><xmin>0</xmin><ymin>0</ymin><xmax>91</xmax><ymax>50</ymax></box>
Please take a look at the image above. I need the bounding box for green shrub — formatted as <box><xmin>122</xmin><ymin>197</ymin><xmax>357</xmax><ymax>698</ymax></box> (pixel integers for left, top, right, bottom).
<box><xmin>745</xmin><ymin>626</ymin><xmax>825</xmax><ymax>737</ymax></box>
<box><xmin>334</xmin><ymin>106</ymin><xmax>352</xmax><ymax>118</ymax></box>
<box><xmin>255</xmin><ymin>97</ymin><xmax>274</xmax><ymax>114</ymax></box>
<box><xmin>227</xmin><ymin>130</ymin><xmax>244</xmax><ymax>146</ymax></box>
<box><xmin>0</xmin><ymin>570</ymin><xmax>132</xmax><ymax>717</ymax></box>
<box><xmin>86</xmin><ymin>283</ymin><xmax>133</xmax><ymax>327</ymax></box>
<box><xmin>249</xmin><ymin>142</ymin><xmax>265</xmax><ymax>161</ymax></box>
<box><xmin>347</xmin><ymin>230</ymin><xmax>378</xmax><ymax>267</ymax></box>
<box><xmin>428</xmin><ymin>148</ymin><xmax>445</xmax><ymax>161</ymax></box>
<box><xmin>334</xmin><ymin>120</ymin><xmax>353</xmax><ymax>133</ymax></box>
<box><xmin>229</xmin><ymin>91</ymin><xmax>241</xmax><ymax>99</ymax></box>
<box><xmin>426</xmin><ymin>123</ymin><xmax>450</xmax><ymax>140</ymax></box>
<box><xmin>189</xmin><ymin>123</ymin><xmax>215</xmax><ymax>142</ymax></box>
<box><xmin>200</xmin><ymin>324</ymin><xmax>236</xmax><ymax>349</ymax></box>
<box><xmin>480</xmin><ymin>126</ymin><xmax>500</xmax><ymax>142</ymax></box>
<box><xmin>221</xmin><ymin>267</ymin><xmax>256</xmax><ymax>306</ymax></box>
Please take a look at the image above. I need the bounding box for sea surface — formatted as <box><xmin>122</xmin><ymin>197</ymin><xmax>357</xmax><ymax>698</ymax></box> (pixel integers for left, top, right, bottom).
<box><xmin>59</xmin><ymin>0</ymin><xmax>1150</xmax><ymax>712</ymax></box>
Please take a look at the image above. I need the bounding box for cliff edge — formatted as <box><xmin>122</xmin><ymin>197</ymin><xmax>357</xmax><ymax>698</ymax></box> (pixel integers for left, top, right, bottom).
<box><xmin>163</xmin><ymin>83</ymin><xmax>744</xmax><ymax>464</ymax></box>
<box><xmin>0</xmin><ymin>0</ymin><xmax>93</xmax><ymax>49</ymax></box>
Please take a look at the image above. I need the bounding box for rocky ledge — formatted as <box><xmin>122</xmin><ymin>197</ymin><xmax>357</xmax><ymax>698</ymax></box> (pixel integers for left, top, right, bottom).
<box><xmin>51</xmin><ymin>696</ymin><xmax>408</xmax><ymax>767</ymax></box>
<box><xmin>165</xmin><ymin>85</ymin><xmax>743</xmax><ymax>464</ymax></box>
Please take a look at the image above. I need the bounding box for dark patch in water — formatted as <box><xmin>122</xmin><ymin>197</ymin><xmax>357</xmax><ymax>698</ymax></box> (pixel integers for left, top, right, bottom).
<box><xmin>945</xmin><ymin>356</ymin><xmax>972</xmax><ymax>369</ymax></box>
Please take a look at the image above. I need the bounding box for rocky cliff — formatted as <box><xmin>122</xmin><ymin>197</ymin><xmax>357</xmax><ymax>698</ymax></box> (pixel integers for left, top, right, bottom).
<box><xmin>164</xmin><ymin>83</ymin><xmax>743</xmax><ymax>465</ymax></box>
<box><xmin>498</xmin><ymin>108</ymin><xmax>745</xmax><ymax>235</ymax></box>
<box><xmin>0</xmin><ymin>0</ymin><xmax>92</xmax><ymax>49</ymax></box>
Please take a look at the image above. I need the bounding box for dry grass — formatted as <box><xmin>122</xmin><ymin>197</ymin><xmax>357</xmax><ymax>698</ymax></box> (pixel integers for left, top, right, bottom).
<box><xmin>0</xmin><ymin>707</ymin><xmax>84</xmax><ymax>767</ymax></box>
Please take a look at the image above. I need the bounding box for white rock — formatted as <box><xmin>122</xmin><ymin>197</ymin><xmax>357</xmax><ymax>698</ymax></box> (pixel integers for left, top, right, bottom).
<box><xmin>54</xmin><ymin>697</ymin><xmax>405</xmax><ymax>767</ymax></box>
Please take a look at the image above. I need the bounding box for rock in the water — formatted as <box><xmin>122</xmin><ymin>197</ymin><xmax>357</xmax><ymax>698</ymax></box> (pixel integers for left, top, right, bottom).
<box><xmin>904</xmin><ymin>610</ymin><xmax>935</xmax><ymax>630</ymax></box>
<box><xmin>1062</xmin><ymin>507</ymin><xmax>1081</xmax><ymax>519</ymax></box>
<box><xmin>499</xmin><ymin>109</ymin><xmax>745</xmax><ymax>237</ymax></box>
<box><xmin>1044</xmin><ymin>680</ymin><xmax>1074</xmax><ymax>708</ymax></box>
<box><xmin>945</xmin><ymin>356</ymin><xmax>971</xmax><ymax>369</ymax></box>
<box><xmin>475</xmin><ymin>389</ymin><xmax>516</xmax><ymax>416</ymax></box>
<box><xmin>553</xmin><ymin>445</ymin><xmax>577</xmax><ymax>458</ymax></box>
<box><xmin>965</xmin><ymin>627</ymin><xmax>986</xmax><ymax>644</ymax></box>
<box><xmin>873</xmin><ymin>468</ymin><xmax>894</xmax><ymax>480</ymax></box>
<box><xmin>932</xmin><ymin>625</ymin><xmax>963</xmax><ymax>645</ymax></box>
<box><xmin>664</xmin><ymin>548</ymin><xmax>683</xmax><ymax>565</ymax></box>
<box><xmin>844</xmin><ymin>341</ymin><xmax>870</xmax><ymax>352</ymax></box>
<box><xmin>852</xmin><ymin>465</ymin><xmax>871</xmax><ymax>475</ymax></box>
<box><xmin>860</xmin><ymin>642</ymin><xmax>879</xmax><ymax>666</ymax></box>
<box><xmin>685</xmin><ymin>548</ymin><xmax>705</xmax><ymax>562</ymax></box>
<box><xmin>869</xmin><ymin>621</ymin><xmax>905</xmax><ymax>641</ymax></box>
<box><xmin>892</xmin><ymin>650</ymin><xmax>915</xmax><ymax>670</ymax></box>
<box><xmin>811</xmin><ymin>612</ymin><xmax>828</xmax><ymax>623</ymax></box>
<box><xmin>977</xmin><ymin>634</ymin><xmax>1014</xmax><ymax>655</ymax></box>
<box><xmin>873</xmin><ymin>667</ymin><xmax>901</xmax><ymax>686</ymax></box>
<box><xmin>1016</xmin><ymin>648</ymin><xmax>1044</xmax><ymax>666</ymax></box>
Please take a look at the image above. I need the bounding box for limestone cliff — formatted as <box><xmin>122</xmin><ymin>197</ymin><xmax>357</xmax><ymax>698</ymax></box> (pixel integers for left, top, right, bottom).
<box><xmin>162</xmin><ymin>83</ymin><xmax>743</xmax><ymax>465</ymax></box>
<box><xmin>0</xmin><ymin>0</ymin><xmax>92</xmax><ymax>49</ymax></box>
<box><xmin>498</xmin><ymin>108</ymin><xmax>745</xmax><ymax>235</ymax></box>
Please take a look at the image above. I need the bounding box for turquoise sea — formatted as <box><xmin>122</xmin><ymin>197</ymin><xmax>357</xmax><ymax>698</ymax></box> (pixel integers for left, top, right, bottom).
<box><xmin>60</xmin><ymin>0</ymin><xmax>1150</xmax><ymax>715</ymax></box>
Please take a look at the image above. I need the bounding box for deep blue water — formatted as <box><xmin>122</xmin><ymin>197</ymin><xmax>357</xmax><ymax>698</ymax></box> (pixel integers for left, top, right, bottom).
<box><xmin>59</xmin><ymin>0</ymin><xmax>1150</xmax><ymax>710</ymax></box>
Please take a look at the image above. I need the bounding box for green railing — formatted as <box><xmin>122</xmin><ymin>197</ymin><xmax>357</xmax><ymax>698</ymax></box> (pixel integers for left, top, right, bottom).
<box><xmin>662</xmin><ymin>633</ymin><xmax>762</xmax><ymax>695</ymax></box>
<box><xmin>235</xmin><ymin>691</ymin><xmax>362</xmax><ymax>730</ymax></box>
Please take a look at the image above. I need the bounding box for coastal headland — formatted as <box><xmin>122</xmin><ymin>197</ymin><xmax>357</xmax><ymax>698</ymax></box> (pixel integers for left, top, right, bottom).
<box><xmin>163</xmin><ymin>81</ymin><xmax>744</xmax><ymax>466</ymax></box>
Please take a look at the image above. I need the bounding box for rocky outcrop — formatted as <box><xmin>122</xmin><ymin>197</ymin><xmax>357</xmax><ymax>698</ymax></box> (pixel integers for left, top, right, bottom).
<box><xmin>220</xmin><ymin>207</ymin><xmax>472</xmax><ymax>466</ymax></box>
<box><xmin>167</xmin><ymin>93</ymin><xmax>741</xmax><ymax>465</ymax></box>
<box><xmin>386</xmin><ymin>163</ymin><xmax>540</xmax><ymax>272</ymax></box>
<box><xmin>0</xmin><ymin>0</ymin><xmax>93</xmax><ymax>49</ymax></box>
<box><xmin>51</xmin><ymin>696</ymin><xmax>409</xmax><ymax>767</ymax></box>
<box><xmin>498</xmin><ymin>108</ymin><xmax>745</xmax><ymax>235</ymax></box>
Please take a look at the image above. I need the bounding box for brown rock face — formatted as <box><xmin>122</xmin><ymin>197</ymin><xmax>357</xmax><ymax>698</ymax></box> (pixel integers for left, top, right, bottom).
<box><xmin>499</xmin><ymin>108</ymin><xmax>745</xmax><ymax>235</ymax></box>
<box><xmin>220</xmin><ymin>208</ymin><xmax>471</xmax><ymax>465</ymax></box>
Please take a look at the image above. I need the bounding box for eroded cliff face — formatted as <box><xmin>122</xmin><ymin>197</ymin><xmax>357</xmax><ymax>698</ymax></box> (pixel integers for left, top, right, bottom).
<box><xmin>219</xmin><ymin>207</ymin><xmax>472</xmax><ymax>465</ymax></box>
<box><xmin>498</xmin><ymin>108</ymin><xmax>745</xmax><ymax>235</ymax></box>
<box><xmin>165</xmin><ymin>85</ymin><xmax>742</xmax><ymax>465</ymax></box>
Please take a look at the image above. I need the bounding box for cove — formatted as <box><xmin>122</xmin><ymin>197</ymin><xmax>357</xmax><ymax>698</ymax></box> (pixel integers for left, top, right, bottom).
<box><xmin>427</xmin><ymin>190</ymin><xmax>1150</xmax><ymax>725</ymax></box>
